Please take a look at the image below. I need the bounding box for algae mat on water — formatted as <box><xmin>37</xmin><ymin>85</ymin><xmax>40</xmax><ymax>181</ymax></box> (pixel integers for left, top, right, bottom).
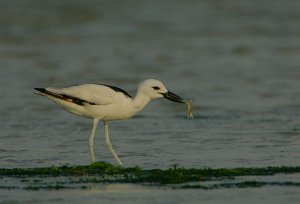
<box><xmin>1</xmin><ymin>162</ymin><xmax>300</xmax><ymax>190</ymax></box>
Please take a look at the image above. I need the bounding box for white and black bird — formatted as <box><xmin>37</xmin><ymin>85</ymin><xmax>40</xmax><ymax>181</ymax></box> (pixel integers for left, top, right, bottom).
<box><xmin>34</xmin><ymin>79</ymin><xmax>186</xmax><ymax>166</ymax></box>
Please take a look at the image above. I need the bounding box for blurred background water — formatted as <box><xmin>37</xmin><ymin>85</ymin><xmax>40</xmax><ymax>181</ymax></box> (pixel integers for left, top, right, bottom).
<box><xmin>0</xmin><ymin>0</ymin><xmax>300</xmax><ymax>203</ymax></box>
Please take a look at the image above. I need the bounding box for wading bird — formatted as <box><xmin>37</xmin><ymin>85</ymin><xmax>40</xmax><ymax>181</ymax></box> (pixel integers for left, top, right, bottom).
<box><xmin>35</xmin><ymin>79</ymin><xmax>186</xmax><ymax>166</ymax></box>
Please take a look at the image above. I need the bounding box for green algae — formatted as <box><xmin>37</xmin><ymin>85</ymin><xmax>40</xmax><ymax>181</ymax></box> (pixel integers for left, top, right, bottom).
<box><xmin>1</xmin><ymin>162</ymin><xmax>300</xmax><ymax>190</ymax></box>
<box><xmin>0</xmin><ymin>162</ymin><xmax>142</xmax><ymax>177</ymax></box>
<box><xmin>1</xmin><ymin>163</ymin><xmax>300</xmax><ymax>183</ymax></box>
<box><xmin>179</xmin><ymin>181</ymin><xmax>300</xmax><ymax>189</ymax></box>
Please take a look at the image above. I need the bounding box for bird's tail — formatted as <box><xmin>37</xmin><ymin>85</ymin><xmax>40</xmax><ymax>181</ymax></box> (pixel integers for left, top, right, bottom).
<box><xmin>34</xmin><ymin>88</ymin><xmax>47</xmax><ymax>96</ymax></box>
<box><xmin>34</xmin><ymin>88</ymin><xmax>64</xmax><ymax>99</ymax></box>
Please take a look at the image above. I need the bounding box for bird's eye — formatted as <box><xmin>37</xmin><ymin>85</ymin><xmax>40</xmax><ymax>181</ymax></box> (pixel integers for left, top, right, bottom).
<box><xmin>152</xmin><ymin>86</ymin><xmax>160</xmax><ymax>90</ymax></box>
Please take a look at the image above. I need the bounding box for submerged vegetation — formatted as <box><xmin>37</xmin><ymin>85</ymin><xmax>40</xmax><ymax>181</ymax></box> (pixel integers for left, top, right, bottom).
<box><xmin>1</xmin><ymin>162</ymin><xmax>300</xmax><ymax>190</ymax></box>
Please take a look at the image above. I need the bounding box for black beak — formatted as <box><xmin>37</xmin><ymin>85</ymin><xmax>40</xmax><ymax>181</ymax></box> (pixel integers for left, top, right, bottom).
<box><xmin>162</xmin><ymin>91</ymin><xmax>185</xmax><ymax>103</ymax></box>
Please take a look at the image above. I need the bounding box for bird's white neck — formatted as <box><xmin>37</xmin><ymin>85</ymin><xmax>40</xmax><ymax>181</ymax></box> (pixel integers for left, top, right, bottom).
<box><xmin>131</xmin><ymin>90</ymin><xmax>151</xmax><ymax>114</ymax></box>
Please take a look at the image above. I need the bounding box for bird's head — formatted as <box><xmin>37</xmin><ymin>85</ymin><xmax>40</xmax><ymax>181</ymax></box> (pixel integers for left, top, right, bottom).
<box><xmin>139</xmin><ymin>79</ymin><xmax>185</xmax><ymax>103</ymax></box>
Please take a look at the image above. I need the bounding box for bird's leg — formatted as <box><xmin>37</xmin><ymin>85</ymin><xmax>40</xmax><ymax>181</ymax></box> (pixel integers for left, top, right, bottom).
<box><xmin>89</xmin><ymin>118</ymin><xmax>99</xmax><ymax>164</ymax></box>
<box><xmin>104</xmin><ymin>121</ymin><xmax>123</xmax><ymax>166</ymax></box>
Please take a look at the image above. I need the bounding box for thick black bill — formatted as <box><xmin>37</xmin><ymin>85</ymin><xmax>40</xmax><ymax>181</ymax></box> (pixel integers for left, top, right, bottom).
<box><xmin>162</xmin><ymin>91</ymin><xmax>185</xmax><ymax>103</ymax></box>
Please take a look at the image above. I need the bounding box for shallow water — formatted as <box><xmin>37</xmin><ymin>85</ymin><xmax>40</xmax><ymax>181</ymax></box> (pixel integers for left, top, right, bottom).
<box><xmin>1</xmin><ymin>0</ymin><xmax>300</xmax><ymax>203</ymax></box>
<box><xmin>1</xmin><ymin>185</ymin><xmax>300</xmax><ymax>204</ymax></box>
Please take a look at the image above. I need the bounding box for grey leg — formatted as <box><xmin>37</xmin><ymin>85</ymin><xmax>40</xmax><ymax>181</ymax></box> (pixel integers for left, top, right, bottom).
<box><xmin>104</xmin><ymin>121</ymin><xmax>123</xmax><ymax>166</ymax></box>
<box><xmin>89</xmin><ymin>118</ymin><xmax>99</xmax><ymax>164</ymax></box>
